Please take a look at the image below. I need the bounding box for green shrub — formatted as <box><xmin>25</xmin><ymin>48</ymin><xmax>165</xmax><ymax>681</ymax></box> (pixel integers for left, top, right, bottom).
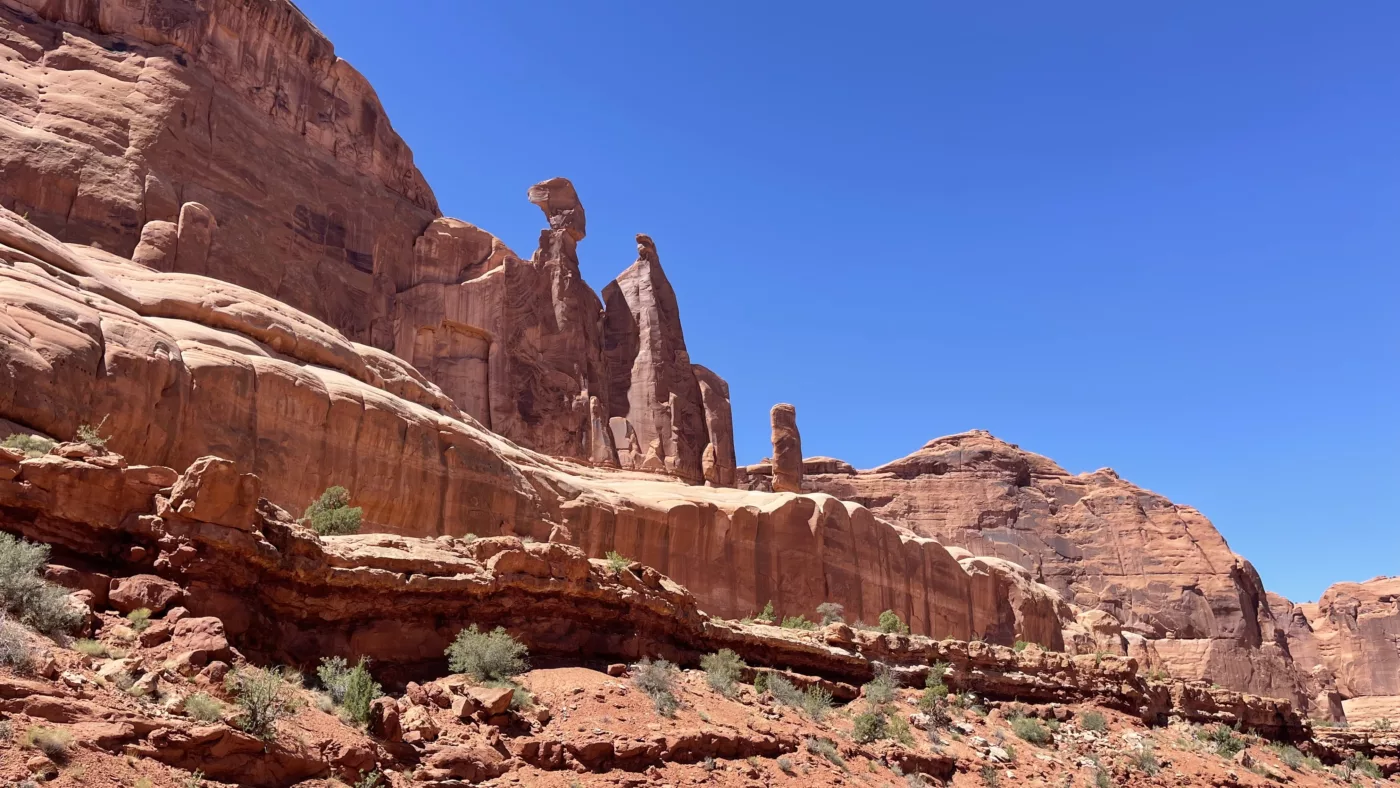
<box><xmin>1346</xmin><ymin>753</ymin><xmax>1382</xmax><ymax>779</ymax></box>
<box><xmin>1012</xmin><ymin>640</ymin><xmax>1029</xmax><ymax>652</ymax></box>
<box><xmin>768</xmin><ymin>673</ymin><xmax>802</xmax><ymax>705</ymax></box>
<box><xmin>183</xmin><ymin>692</ymin><xmax>224</xmax><ymax>722</ymax></box>
<box><xmin>877</xmin><ymin>610</ymin><xmax>909</xmax><ymax>635</ymax></box>
<box><xmin>1198</xmin><ymin>724</ymin><xmax>1246</xmax><ymax>758</ymax></box>
<box><xmin>341</xmin><ymin>659</ymin><xmax>382</xmax><ymax>726</ymax></box>
<box><xmin>126</xmin><ymin>608</ymin><xmax>152</xmax><ymax>632</ymax></box>
<box><xmin>888</xmin><ymin>712</ymin><xmax>915</xmax><ymax>746</ymax></box>
<box><xmin>75</xmin><ymin>417</ymin><xmax>109</xmax><ymax>447</ymax></box>
<box><xmin>781</xmin><ymin>615</ymin><xmax>816</xmax><ymax>630</ymax></box>
<box><xmin>445</xmin><ymin>625</ymin><xmax>528</xmax><ymax>682</ymax></box>
<box><xmin>229</xmin><ymin>666</ymin><xmax>301</xmax><ymax>740</ymax></box>
<box><xmin>1376</xmin><ymin>717</ymin><xmax>1394</xmax><ymax>731</ymax></box>
<box><xmin>1</xmin><ymin>434</ymin><xmax>54</xmax><ymax>458</ymax></box>
<box><xmin>316</xmin><ymin>656</ymin><xmax>352</xmax><ymax>703</ymax></box>
<box><xmin>816</xmin><ymin>602</ymin><xmax>845</xmax><ymax>625</ymax></box>
<box><xmin>853</xmin><ymin>708</ymin><xmax>889</xmax><ymax>743</ymax></box>
<box><xmin>1080</xmin><ymin>710</ymin><xmax>1107</xmax><ymax>732</ymax></box>
<box><xmin>605</xmin><ymin>551</ymin><xmax>631</xmax><ymax>572</ymax></box>
<box><xmin>302</xmin><ymin>486</ymin><xmax>363</xmax><ymax>536</ymax></box>
<box><xmin>801</xmin><ymin>685</ymin><xmax>834</xmax><ymax>721</ymax></box>
<box><xmin>864</xmin><ymin>668</ymin><xmax>897</xmax><ymax>705</ymax></box>
<box><xmin>632</xmin><ymin>657</ymin><xmax>679</xmax><ymax>717</ymax></box>
<box><xmin>23</xmin><ymin>725</ymin><xmax>72</xmax><ymax>761</ymax></box>
<box><xmin>700</xmin><ymin>649</ymin><xmax>745</xmax><ymax>697</ymax></box>
<box><xmin>0</xmin><ymin>616</ymin><xmax>32</xmax><ymax>671</ymax></box>
<box><xmin>1010</xmin><ymin>715</ymin><xmax>1052</xmax><ymax>745</ymax></box>
<box><xmin>753</xmin><ymin>670</ymin><xmax>769</xmax><ymax>694</ymax></box>
<box><xmin>755</xmin><ymin>600</ymin><xmax>777</xmax><ymax>624</ymax></box>
<box><xmin>0</xmin><ymin>533</ymin><xmax>81</xmax><ymax>636</ymax></box>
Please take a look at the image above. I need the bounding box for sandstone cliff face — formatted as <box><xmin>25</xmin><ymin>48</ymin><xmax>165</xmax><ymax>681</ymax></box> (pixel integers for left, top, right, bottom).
<box><xmin>0</xmin><ymin>0</ymin><xmax>732</xmax><ymax>476</ymax></box>
<box><xmin>798</xmin><ymin>430</ymin><xmax>1309</xmax><ymax>703</ymax></box>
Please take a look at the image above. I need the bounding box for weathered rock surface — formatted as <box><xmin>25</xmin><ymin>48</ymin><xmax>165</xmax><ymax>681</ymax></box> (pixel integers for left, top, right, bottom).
<box><xmin>800</xmin><ymin>430</ymin><xmax>1310</xmax><ymax>703</ymax></box>
<box><xmin>769</xmin><ymin>403</ymin><xmax>803</xmax><ymax>493</ymax></box>
<box><xmin>1274</xmin><ymin>576</ymin><xmax>1400</xmax><ymax>711</ymax></box>
<box><xmin>0</xmin><ymin>1</ymin><xmax>732</xmax><ymax>477</ymax></box>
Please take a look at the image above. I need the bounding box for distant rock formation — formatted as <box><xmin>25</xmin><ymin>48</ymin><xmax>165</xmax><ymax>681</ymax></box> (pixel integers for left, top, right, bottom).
<box><xmin>770</xmin><ymin>404</ymin><xmax>803</xmax><ymax>493</ymax></box>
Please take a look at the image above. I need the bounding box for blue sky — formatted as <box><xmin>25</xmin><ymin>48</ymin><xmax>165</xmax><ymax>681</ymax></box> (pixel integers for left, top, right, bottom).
<box><xmin>296</xmin><ymin>1</ymin><xmax>1397</xmax><ymax>603</ymax></box>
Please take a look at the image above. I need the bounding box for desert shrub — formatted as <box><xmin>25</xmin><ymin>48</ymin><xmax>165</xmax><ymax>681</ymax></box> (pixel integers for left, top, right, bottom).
<box><xmin>1011</xmin><ymin>715</ymin><xmax>1052</xmax><ymax>745</ymax></box>
<box><xmin>0</xmin><ymin>615</ymin><xmax>32</xmax><ymax>671</ymax></box>
<box><xmin>877</xmin><ymin>610</ymin><xmax>909</xmax><ymax>635</ymax></box>
<box><xmin>753</xmin><ymin>670</ymin><xmax>769</xmax><ymax>694</ymax></box>
<box><xmin>302</xmin><ymin>486</ymin><xmax>363</xmax><ymax>536</ymax></box>
<box><xmin>700</xmin><ymin>648</ymin><xmax>745</xmax><ymax>697</ymax></box>
<box><xmin>777</xmin><ymin>756</ymin><xmax>794</xmax><ymax>773</ymax></box>
<box><xmin>1346</xmin><ymin>753</ymin><xmax>1382</xmax><ymax>779</ymax></box>
<box><xmin>805</xmin><ymin>736</ymin><xmax>844</xmax><ymax>768</ymax></box>
<box><xmin>353</xmin><ymin>770</ymin><xmax>383</xmax><ymax>788</ymax></box>
<box><xmin>1012</xmin><ymin>640</ymin><xmax>1029</xmax><ymax>652</ymax></box>
<box><xmin>632</xmin><ymin>657</ymin><xmax>679</xmax><ymax>717</ymax></box>
<box><xmin>605</xmin><ymin>551</ymin><xmax>631</xmax><ymax>572</ymax></box>
<box><xmin>853</xmin><ymin>708</ymin><xmax>889</xmax><ymax>743</ymax></box>
<box><xmin>1130</xmin><ymin>744</ymin><xmax>1160</xmax><ymax>775</ymax></box>
<box><xmin>864</xmin><ymin>667</ymin><xmax>897</xmax><ymax>705</ymax></box>
<box><xmin>182</xmin><ymin>771</ymin><xmax>206</xmax><ymax>788</ymax></box>
<box><xmin>781</xmin><ymin>615</ymin><xmax>817</xmax><ymax>630</ymax></box>
<box><xmin>341</xmin><ymin>659</ymin><xmax>382</xmax><ymax>726</ymax></box>
<box><xmin>126</xmin><ymin>608</ymin><xmax>152</xmax><ymax>632</ymax></box>
<box><xmin>768</xmin><ymin>674</ymin><xmax>804</xmax><ymax>707</ymax></box>
<box><xmin>816</xmin><ymin>602</ymin><xmax>845</xmax><ymax>625</ymax></box>
<box><xmin>1080</xmin><ymin>710</ymin><xmax>1107</xmax><ymax>732</ymax></box>
<box><xmin>75</xmin><ymin>417</ymin><xmax>109</xmax><ymax>447</ymax></box>
<box><xmin>72</xmin><ymin>638</ymin><xmax>108</xmax><ymax>658</ymax></box>
<box><xmin>183</xmin><ymin>692</ymin><xmax>223</xmax><ymax>722</ymax></box>
<box><xmin>1092</xmin><ymin>763</ymin><xmax>1111</xmax><ymax>788</ymax></box>
<box><xmin>445</xmin><ymin>625</ymin><xmax>528</xmax><ymax>682</ymax></box>
<box><xmin>802</xmin><ymin>685</ymin><xmax>834</xmax><ymax>721</ymax></box>
<box><xmin>917</xmin><ymin>669</ymin><xmax>949</xmax><ymax>714</ymax></box>
<box><xmin>23</xmin><ymin>725</ymin><xmax>72</xmax><ymax>761</ymax></box>
<box><xmin>1376</xmin><ymin>717</ymin><xmax>1394</xmax><ymax>731</ymax></box>
<box><xmin>1</xmin><ymin>434</ymin><xmax>54</xmax><ymax>458</ymax></box>
<box><xmin>1198</xmin><ymin>724</ymin><xmax>1246</xmax><ymax>758</ymax></box>
<box><xmin>888</xmin><ymin>712</ymin><xmax>915</xmax><ymax>745</ymax></box>
<box><xmin>979</xmin><ymin>765</ymin><xmax>999</xmax><ymax>786</ymax></box>
<box><xmin>755</xmin><ymin>600</ymin><xmax>777</xmax><ymax>624</ymax></box>
<box><xmin>316</xmin><ymin>656</ymin><xmax>352</xmax><ymax>703</ymax></box>
<box><xmin>229</xmin><ymin>666</ymin><xmax>301</xmax><ymax>740</ymax></box>
<box><xmin>0</xmin><ymin>534</ymin><xmax>80</xmax><ymax>636</ymax></box>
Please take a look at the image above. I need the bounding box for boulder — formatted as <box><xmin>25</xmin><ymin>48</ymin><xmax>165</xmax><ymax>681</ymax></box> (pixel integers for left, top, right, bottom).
<box><xmin>169</xmin><ymin>617</ymin><xmax>232</xmax><ymax>666</ymax></box>
<box><xmin>168</xmin><ymin>457</ymin><xmax>261</xmax><ymax>531</ymax></box>
<box><xmin>108</xmin><ymin>575</ymin><xmax>182</xmax><ymax>614</ymax></box>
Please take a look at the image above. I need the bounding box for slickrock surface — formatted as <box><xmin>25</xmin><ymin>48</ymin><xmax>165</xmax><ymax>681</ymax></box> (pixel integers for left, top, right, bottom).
<box><xmin>0</xmin><ymin>0</ymin><xmax>732</xmax><ymax>476</ymax></box>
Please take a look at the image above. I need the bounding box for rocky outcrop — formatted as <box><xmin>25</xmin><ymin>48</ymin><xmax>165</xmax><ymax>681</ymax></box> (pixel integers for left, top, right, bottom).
<box><xmin>692</xmin><ymin>364</ymin><xmax>735</xmax><ymax>487</ymax></box>
<box><xmin>602</xmin><ymin>234</ymin><xmax>709</xmax><ymax>483</ymax></box>
<box><xmin>799</xmin><ymin>430</ymin><xmax>1308</xmax><ymax>705</ymax></box>
<box><xmin>769</xmin><ymin>403</ymin><xmax>803</xmax><ymax>493</ymax></box>
<box><xmin>0</xmin><ymin>1</ymin><xmax>733</xmax><ymax>476</ymax></box>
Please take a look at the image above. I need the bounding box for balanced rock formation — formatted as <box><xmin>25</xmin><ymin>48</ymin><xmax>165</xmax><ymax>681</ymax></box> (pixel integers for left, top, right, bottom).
<box><xmin>0</xmin><ymin>0</ymin><xmax>731</xmax><ymax>478</ymax></box>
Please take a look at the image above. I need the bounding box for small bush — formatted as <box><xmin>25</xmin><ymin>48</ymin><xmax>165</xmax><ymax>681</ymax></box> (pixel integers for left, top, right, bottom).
<box><xmin>1376</xmin><ymin>717</ymin><xmax>1394</xmax><ymax>731</ymax></box>
<box><xmin>1</xmin><ymin>434</ymin><xmax>54</xmax><ymax>458</ymax></box>
<box><xmin>302</xmin><ymin>486</ymin><xmax>363</xmax><ymax>536</ymax></box>
<box><xmin>1346</xmin><ymin>753</ymin><xmax>1382</xmax><ymax>779</ymax></box>
<box><xmin>73</xmin><ymin>638</ymin><xmax>108</xmax><ymax>658</ymax></box>
<box><xmin>1010</xmin><ymin>715</ymin><xmax>1052</xmax><ymax>745</ymax></box>
<box><xmin>632</xmin><ymin>657</ymin><xmax>679</xmax><ymax>717</ymax></box>
<box><xmin>816</xmin><ymin>602</ymin><xmax>845</xmax><ymax>625</ymax></box>
<box><xmin>864</xmin><ymin>668</ymin><xmax>897</xmax><ymax>705</ymax></box>
<box><xmin>182</xmin><ymin>771</ymin><xmax>206</xmax><ymax>788</ymax></box>
<box><xmin>126</xmin><ymin>608</ymin><xmax>152</xmax><ymax>632</ymax></box>
<box><xmin>853</xmin><ymin>707</ymin><xmax>889</xmax><ymax>743</ymax></box>
<box><xmin>23</xmin><ymin>725</ymin><xmax>72</xmax><ymax>761</ymax></box>
<box><xmin>1012</xmin><ymin>640</ymin><xmax>1029</xmax><ymax>652</ymax></box>
<box><xmin>75</xmin><ymin>416</ymin><xmax>109</xmax><ymax>447</ymax></box>
<box><xmin>917</xmin><ymin>664</ymin><xmax>949</xmax><ymax>714</ymax></box>
<box><xmin>781</xmin><ymin>614</ymin><xmax>817</xmax><ymax>630</ymax></box>
<box><xmin>777</xmin><ymin>756</ymin><xmax>794</xmax><ymax>773</ymax></box>
<box><xmin>1131</xmin><ymin>744</ymin><xmax>1160</xmax><ymax>775</ymax></box>
<box><xmin>802</xmin><ymin>685</ymin><xmax>834</xmax><ymax>721</ymax></box>
<box><xmin>0</xmin><ymin>533</ymin><xmax>81</xmax><ymax>636</ymax></box>
<box><xmin>183</xmin><ymin>692</ymin><xmax>224</xmax><ymax>722</ymax></box>
<box><xmin>805</xmin><ymin>736</ymin><xmax>844</xmax><ymax>768</ymax></box>
<box><xmin>342</xmin><ymin>658</ymin><xmax>382</xmax><ymax>726</ymax></box>
<box><xmin>1198</xmin><ymin>724</ymin><xmax>1246</xmax><ymax>758</ymax></box>
<box><xmin>768</xmin><ymin>674</ymin><xmax>804</xmax><ymax>708</ymax></box>
<box><xmin>230</xmin><ymin>666</ymin><xmax>301</xmax><ymax>740</ymax></box>
<box><xmin>877</xmin><ymin>610</ymin><xmax>909</xmax><ymax>635</ymax></box>
<box><xmin>755</xmin><ymin>600</ymin><xmax>777</xmax><ymax>624</ymax></box>
<box><xmin>0</xmin><ymin>616</ymin><xmax>33</xmax><ymax>671</ymax></box>
<box><xmin>753</xmin><ymin>670</ymin><xmax>769</xmax><ymax>694</ymax></box>
<box><xmin>445</xmin><ymin>624</ymin><xmax>528</xmax><ymax>682</ymax></box>
<box><xmin>700</xmin><ymin>648</ymin><xmax>745</xmax><ymax>697</ymax></box>
<box><xmin>316</xmin><ymin>656</ymin><xmax>352</xmax><ymax>703</ymax></box>
<box><xmin>605</xmin><ymin>551</ymin><xmax>631</xmax><ymax>572</ymax></box>
<box><xmin>1080</xmin><ymin>710</ymin><xmax>1107</xmax><ymax>732</ymax></box>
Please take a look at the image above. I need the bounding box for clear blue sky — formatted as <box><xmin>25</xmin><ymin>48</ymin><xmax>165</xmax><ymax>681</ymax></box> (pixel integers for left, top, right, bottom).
<box><xmin>296</xmin><ymin>1</ymin><xmax>1397</xmax><ymax>603</ymax></box>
